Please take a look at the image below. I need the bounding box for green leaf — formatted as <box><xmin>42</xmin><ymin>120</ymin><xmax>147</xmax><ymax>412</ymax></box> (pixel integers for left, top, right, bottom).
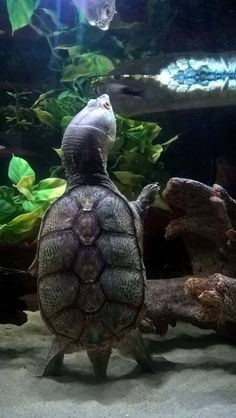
<box><xmin>62</xmin><ymin>64</ymin><xmax>87</xmax><ymax>82</ymax></box>
<box><xmin>32</xmin><ymin>178</ymin><xmax>66</xmax><ymax>202</ymax></box>
<box><xmin>148</xmin><ymin>144</ymin><xmax>163</xmax><ymax>163</ymax></box>
<box><xmin>120</xmin><ymin>151</ymin><xmax>152</xmax><ymax>178</ymax></box>
<box><xmin>92</xmin><ymin>54</ymin><xmax>115</xmax><ymax>75</ymax></box>
<box><xmin>8</xmin><ymin>156</ymin><xmax>35</xmax><ymax>185</ymax></box>
<box><xmin>0</xmin><ymin>206</ymin><xmax>42</xmax><ymax>243</ymax></box>
<box><xmin>0</xmin><ymin>186</ymin><xmax>16</xmax><ymax>222</ymax></box>
<box><xmin>33</xmin><ymin>108</ymin><xmax>56</xmax><ymax>128</ymax></box>
<box><xmin>22</xmin><ymin>200</ymin><xmax>44</xmax><ymax>212</ymax></box>
<box><xmin>152</xmin><ymin>195</ymin><xmax>171</xmax><ymax>211</ymax></box>
<box><xmin>53</xmin><ymin>148</ymin><xmax>62</xmax><ymax>158</ymax></box>
<box><xmin>61</xmin><ymin>115</ymin><xmax>73</xmax><ymax>128</ymax></box>
<box><xmin>54</xmin><ymin>45</ymin><xmax>81</xmax><ymax>63</ymax></box>
<box><xmin>62</xmin><ymin>54</ymin><xmax>114</xmax><ymax>82</ymax></box>
<box><xmin>57</xmin><ymin>90</ymin><xmax>78</xmax><ymax>101</ymax></box>
<box><xmin>16</xmin><ymin>175</ymin><xmax>35</xmax><ymax>199</ymax></box>
<box><xmin>7</xmin><ymin>0</ymin><xmax>40</xmax><ymax>33</ymax></box>
<box><xmin>113</xmin><ymin>171</ymin><xmax>145</xmax><ymax>186</ymax></box>
<box><xmin>0</xmin><ymin>185</ymin><xmax>14</xmax><ymax>199</ymax></box>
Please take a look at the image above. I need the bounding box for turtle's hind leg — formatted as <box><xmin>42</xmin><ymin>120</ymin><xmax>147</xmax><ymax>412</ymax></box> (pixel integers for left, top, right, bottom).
<box><xmin>30</xmin><ymin>338</ymin><xmax>64</xmax><ymax>377</ymax></box>
<box><xmin>87</xmin><ymin>345</ymin><xmax>112</xmax><ymax>379</ymax></box>
<box><xmin>118</xmin><ymin>330</ymin><xmax>155</xmax><ymax>373</ymax></box>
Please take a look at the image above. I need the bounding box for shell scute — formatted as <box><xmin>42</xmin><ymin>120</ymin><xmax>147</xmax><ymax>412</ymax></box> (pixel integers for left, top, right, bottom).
<box><xmin>78</xmin><ymin>282</ymin><xmax>105</xmax><ymax>313</ymax></box>
<box><xmin>38</xmin><ymin>231</ymin><xmax>78</xmax><ymax>278</ymax></box>
<box><xmin>80</xmin><ymin>313</ymin><xmax>112</xmax><ymax>346</ymax></box>
<box><xmin>38</xmin><ymin>273</ymin><xmax>79</xmax><ymax>318</ymax></box>
<box><xmin>74</xmin><ymin>212</ymin><xmax>100</xmax><ymax>245</ymax></box>
<box><xmin>101</xmin><ymin>302</ymin><xmax>137</xmax><ymax>334</ymax></box>
<box><xmin>96</xmin><ymin>194</ymin><xmax>135</xmax><ymax>234</ymax></box>
<box><xmin>73</xmin><ymin>247</ymin><xmax>104</xmax><ymax>282</ymax></box>
<box><xmin>96</xmin><ymin>234</ymin><xmax>141</xmax><ymax>269</ymax></box>
<box><xmin>70</xmin><ymin>186</ymin><xmax>109</xmax><ymax>208</ymax></box>
<box><xmin>51</xmin><ymin>307</ymin><xmax>85</xmax><ymax>340</ymax></box>
<box><xmin>41</xmin><ymin>196</ymin><xmax>78</xmax><ymax>237</ymax></box>
<box><xmin>100</xmin><ymin>268</ymin><xmax>144</xmax><ymax>307</ymax></box>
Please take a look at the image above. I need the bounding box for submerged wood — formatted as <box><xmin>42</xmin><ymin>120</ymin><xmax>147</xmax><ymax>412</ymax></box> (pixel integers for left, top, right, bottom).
<box><xmin>142</xmin><ymin>277</ymin><xmax>236</xmax><ymax>340</ymax></box>
<box><xmin>163</xmin><ymin>178</ymin><xmax>236</xmax><ymax>276</ymax></box>
<box><xmin>185</xmin><ymin>274</ymin><xmax>236</xmax><ymax>326</ymax></box>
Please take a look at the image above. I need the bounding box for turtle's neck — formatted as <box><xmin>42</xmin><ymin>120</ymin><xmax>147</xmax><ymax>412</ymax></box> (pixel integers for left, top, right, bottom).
<box><xmin>66</xmin><ymin>172</ymin><xmax>114</xmax><ymax>190</ymax></box>
<box><xmin>62</xmin><ymin>131</ymin><xmax>111</xmax><ymax>187</ymax></box>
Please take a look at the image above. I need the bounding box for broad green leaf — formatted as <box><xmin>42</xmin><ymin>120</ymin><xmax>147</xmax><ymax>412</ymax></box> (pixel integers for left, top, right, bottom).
<box><xmin>0</xmin><ymin>185</ymin><xmax>15</xmax><ymax>199</ymax></box>
<box><xmin>0</xmin><ymin>206</ymin><xmax>42</xmax><ymax>243</ymax></box>
<box><xmin>120</xmin><ymin>151</ymin><xmax>152</xmax><ymax>178</ymax></box>
<box><xmin>33</xmin><ymin>89</ymin><xmax>57</xmax><ymax>107</ymax></box>
<box><xmin>57</xmin><ymin>90</ymin><xmax>78</xmax><ymax>101</ymax></box>
<box><xmin>0</xmin><ymin>199</ymin><xmax>17</xmax><ymax>222</ymax></box>
<box><xmin>62</xmin><ymin>54</ymin><xmax>114</xmax><ymax>81</ymax></box>
<box><xmin>32</xmin><ymin>178</ymin><xmax>66</xmax><ymax>201</ymax></box>
<box><xmin>152</xmin><ymin>195</ymin><xmax>171</xmax><ymax>211</ymax></box>
<box><xmin>8</xmin><ymin>156</ymin><xmax>35</xmax><ymax>185</ymax></box>
<box><xmin>0</xmin><ymin>186</ymin><xmax>17</xmax><ymax>222</ymax></box>
<box><xmin>62</xmin><ymin>64</ymin><xmax>89</xmax><ymax>82</ymax></box>
<box><xmin>54</xmin><ymin>45</ymin><xmax>81</xmax><ymax>63</ymax></box>
<box><xmin>53</xmin><ymin>148</ymin><xmax>62</xmax><ymax>158</ymax></box>
<box><xmin>92</xmin><ymin>54</ymin><xmax>114</xmax><ymax>75</ymax></box>
<box><xmin>113</xmin><ymin>171</ymin><xmax>144</xmax><ymax>186</ymax></box>
<box><xmin>7</xmin><ymin>0</ymin><xmax>40</xmax><ymax>33</ymax></box>
<box><xmin>61</xmin><ymin>115</ymin><xmax>73</xmax><ymax>128</ymax></box>
<box><xmin>16</xmin><ymin>175</ymin><xmax>35</xmax><ymax>199</ymax></box>
<box><xmin>33</xmin><ymin>108</ymin><xmax>56</xmax><ymax>128</ymax></box>
<box><xmin>148</xmin><ymin>144</ymin><xmax>163</xmax><ymax>163</ymax></box>
<box><xmin>22</xmin><ymin>200</ymin><xmax>44</xmax><ymax>212</ymax></box>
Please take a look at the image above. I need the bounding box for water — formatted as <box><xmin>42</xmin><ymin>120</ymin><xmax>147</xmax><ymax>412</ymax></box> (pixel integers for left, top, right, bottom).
<box><xmin>1</xmin><ymin>1</ymin><xmax>236</xmax><ymax>417</ymax></box>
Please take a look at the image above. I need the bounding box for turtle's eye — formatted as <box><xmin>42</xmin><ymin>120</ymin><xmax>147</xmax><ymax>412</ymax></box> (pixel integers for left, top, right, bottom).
<box><xmin>105</xmin><ymin>6</ymin><xmax>111</xmax><ymax>17</ymax></box>
<box><xmin>101</xmin><ymin>95</ymin><xmax>111</xmax><ymax>109</ymax></box>
<box><xmin>102</xmin><ymin>3</ymin><xmax>112</xmax><ymax>19</ymax></box>
<box><xmin>103</xmin><ymin>100</ymin><xmax>110</xmax><ymax>110</ymax></box>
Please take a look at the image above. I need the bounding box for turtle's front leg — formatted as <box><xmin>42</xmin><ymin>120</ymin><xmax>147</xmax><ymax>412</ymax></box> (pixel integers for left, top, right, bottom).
<box><xmin>132</xmin><ymin>183</ymin><xmax>160</xmax><ymax>220</ymax></box>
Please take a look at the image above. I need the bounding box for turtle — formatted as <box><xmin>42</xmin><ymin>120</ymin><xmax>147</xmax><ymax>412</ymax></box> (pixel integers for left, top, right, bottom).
<box><xmin>30</xmin><ymin>94</ymin><xmax>160</xmax><ymax>378</ymax></box>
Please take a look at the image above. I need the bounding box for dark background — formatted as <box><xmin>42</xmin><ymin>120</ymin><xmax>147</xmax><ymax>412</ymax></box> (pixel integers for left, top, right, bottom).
<box><xmin>1</xmin><ymin>0</ymin><xmax>236</xmax><ymax>189</ymax></box>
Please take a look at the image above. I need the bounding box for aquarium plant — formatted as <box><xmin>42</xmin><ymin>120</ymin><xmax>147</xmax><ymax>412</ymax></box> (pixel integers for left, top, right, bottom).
<box><xmin>0</xmin><ymin>156</ymin><xmax>66</xmax><ymax>244</ymax></box>
<box><xmin>1</xmin><ymin>0</ymin><xmax>178</xmax><ymax>239</ymax></box>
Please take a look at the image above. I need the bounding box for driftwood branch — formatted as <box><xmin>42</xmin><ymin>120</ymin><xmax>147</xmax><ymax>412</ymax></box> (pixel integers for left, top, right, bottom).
<box><xmin>162</xmin><ymin>178</ymin><xmax>236</xmax><ymax>276</ymax></box>
<box><xmin>141</xmin><ymin>277</ymin><xmax>236</xmax><ymax>340</ymax></box>
<box><xmin>185</xmin><ymin>274</ymin><xmax>236</xmax><ymax>325</ymax></box>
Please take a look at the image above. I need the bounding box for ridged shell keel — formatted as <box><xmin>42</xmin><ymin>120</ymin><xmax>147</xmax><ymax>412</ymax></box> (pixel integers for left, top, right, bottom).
<box><xmin>73</xmin><ymin>247</ymin><xmax>105</xmax><ymax>283</ymax></box>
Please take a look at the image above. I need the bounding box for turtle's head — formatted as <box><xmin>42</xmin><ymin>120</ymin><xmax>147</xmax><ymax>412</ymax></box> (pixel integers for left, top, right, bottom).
<box><xmin>62</xmin><ymin>94</ymin><xmax>116</xmax><ymax>182</ymax></box>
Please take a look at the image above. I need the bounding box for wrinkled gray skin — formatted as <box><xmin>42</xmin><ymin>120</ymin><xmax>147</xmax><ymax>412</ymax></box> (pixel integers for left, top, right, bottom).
<box><xmin>72</xmin><ymin>0</ymin><xmax>116</xmax><ymax>30</ymax></box>
<box><xmin>31</xmin><ymin>94</ymin><xmax>159</xmax><ymax>379</ymax></box>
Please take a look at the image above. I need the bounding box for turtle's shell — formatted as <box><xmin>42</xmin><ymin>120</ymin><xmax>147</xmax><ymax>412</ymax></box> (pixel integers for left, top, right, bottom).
<box><xmin>37</xmin><ymin>185</ymin><xmax>145</xmax><ymax>348</ymax></box>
